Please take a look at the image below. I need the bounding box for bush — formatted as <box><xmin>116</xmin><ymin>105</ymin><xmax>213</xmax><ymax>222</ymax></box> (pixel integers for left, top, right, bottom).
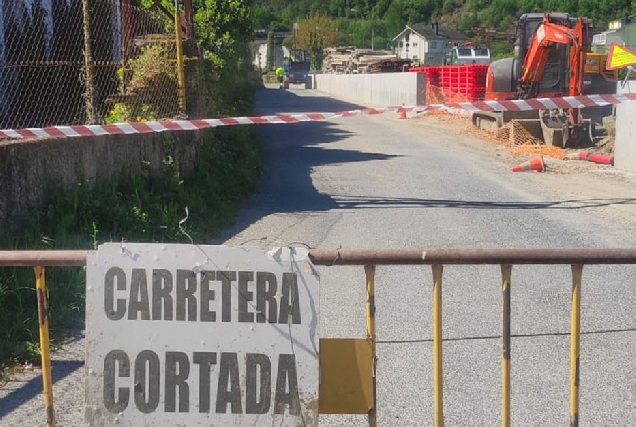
<box><xmin>203</xmin><ymin>44</ymin><xmax>262</xmax><ymax>117</ymax></box>
<box><xmin>107</xmin><ymin>42</ymin><xmax>179</xmax><ymax>122</ymax></box>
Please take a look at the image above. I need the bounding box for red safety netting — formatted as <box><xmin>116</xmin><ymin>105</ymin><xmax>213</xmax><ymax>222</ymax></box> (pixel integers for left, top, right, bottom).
<box><xmin>412</xmin><ymin>65</ymin><xmax>488</xmax><ymax>103</ymax></box>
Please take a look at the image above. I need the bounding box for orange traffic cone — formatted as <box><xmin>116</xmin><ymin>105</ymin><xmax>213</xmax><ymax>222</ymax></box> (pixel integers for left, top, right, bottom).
<box><xmin>399</xmin><ymin>104</ymin><xmax>406</xmax><ymax>119</ymax></box>
<box><xmin>512</xmin><ymin>156</ymin><xmax>545</xmax><ymax>172</ymax></box>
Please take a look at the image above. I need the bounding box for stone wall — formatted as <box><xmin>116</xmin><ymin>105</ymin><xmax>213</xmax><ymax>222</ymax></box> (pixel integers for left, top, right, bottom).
<box><xmin>0</xmin><ymin>130</ymin><xmax>208</xmax><ymax>225</ymax></box>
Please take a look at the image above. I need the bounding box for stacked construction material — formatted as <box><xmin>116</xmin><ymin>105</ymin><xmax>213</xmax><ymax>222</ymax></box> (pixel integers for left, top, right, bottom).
<box><xmin>411</xmin><ymin>65</ymin><xmax>488</xmax><ymax>102</ymax></box>
<box><xmin>323</xmin><ymin>47</ymin><xmax>356</xmax><ymax>74</ymax></box>
<box><xmin>322</xmin><ymin>47</ymin><xmax>412</xmax><ymax>74</ymax></box>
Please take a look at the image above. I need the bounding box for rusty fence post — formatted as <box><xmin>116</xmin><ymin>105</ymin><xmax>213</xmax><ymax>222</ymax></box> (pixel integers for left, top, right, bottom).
<box><xmin>432</xmin><ymin>264</ymin><xmax>444</xmax><ymax>427</ymax></box>
<box><xmin>81</xmin><ymin>0</ymin><xmax>96</xmax><ymax>124</ymax></box>
<box><xmin>570</xmin><ymin>265</ymin><xmax>583</xmax><ymax>427</ymax></box>
<box><xmin>175</xmin><ymin>8</ymin><xmax>187</xmax><ymax>114</ymax></box>
<box><xmin>35</xmin><ymin>266</ymin><xmax>56</xmax><ymax>426</ymax></box>
<box><xmin>364</xmin><ymin>265</ymin><xmax>377</xmax><ymax>427</ymax></box>
<box><xmin>501</xmin><ymin>264</ymin><xmax>512</xmax><ymax>427</ymax></box>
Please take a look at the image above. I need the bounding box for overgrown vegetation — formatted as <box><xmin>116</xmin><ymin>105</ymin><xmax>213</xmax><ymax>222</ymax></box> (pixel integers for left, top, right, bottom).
<box><xmin>106</xmin><ymin>43</ymin><xmax>178</xmax><ymax>123</ymax></box>
<box><xmin>1</xmin><ymin>0</ymin><xmax>262</xmax><ymax>381</ymax></box>
<box><xmin>254</xmin><ymin>0</ymin><xmax>636</xmax><ymax>57</ymax></box>
<box><xmin>0</xmin><ymin>126</ymin><xmax>263</xmax><ymax>374</ymax></box>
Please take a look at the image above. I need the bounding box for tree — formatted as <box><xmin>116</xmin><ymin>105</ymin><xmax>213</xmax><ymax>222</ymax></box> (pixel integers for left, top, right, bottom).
<box><xmin>295</xmin><ymin>12</ymin><xmax>343</xmax><ymax>68</ymax></box>
<box><xmin>193</xmin><ymin>0</ymin><xmax>253</xmax><ymax>60</ymax></box>
<box><xmin>266</xmin><ymin>27</ymin><xmax>275</xmax><ymax>70</ymax></box>
<box><xmin>295</xmin><ymin>12</ymin><xmax>342</xmax><ymax>51</ymax></box>
<box><xmin>253</xmin><ymin>6</ymin><xmax>277</xmax><ymax>29</ymax></box>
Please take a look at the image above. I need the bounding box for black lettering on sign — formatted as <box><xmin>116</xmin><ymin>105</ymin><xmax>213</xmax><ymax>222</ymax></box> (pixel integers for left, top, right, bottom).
<box><xmin>218</xmin><ymin>271</ymin><xmax>236</xmax><ymax>322</ymax></box>
<box><xmin>193</xmin><ymin>352</ymin><xmax>217</xmax><ymax>413</ymax></box>
<box><xmin>103</xmin><ymin>349</ymin><xmax>130</xmax><ymax>413</ymax></box>
<box><xmin>152</xmin><ymin>269</ymin><xmax>173</xmax><ymax>321</ymax></box>
<box><xmin>238</xmin><ymin>271</ymin><xmax>254</xmax><ymax>323</ymax></box>
<box><xmin>246</xmin><ymin>353</ymin><xmax>271</xmax><ymax>414</ymax></box>
<box><xmin>256</xmin><ymin>272</ymin><xmax>277</xmax><ymax>323</ymax></box>
<box><xmin>200</xmin><ymin>271</ymin><xmax>216</xmax><ymax>322</ymax></box>
<box><xmin>104</xmin><ymin>267</ymin><xmax>126</xmax><ymax>320</ymax></box>
<box><xmin>216</xmin><ymin>352</ymin><xmax>242</xmax><ymax>414</ymax></box>
<box><xmin>134</xmin><ymin>350</ymin><xmax>160</xmax><ymax>413</ymax></box>
<box><xmin>176</xmin><ymin>270</ymin><xmax>197</xmax><ymax>321</ymax></box>
<box><xmin>279</xmin><ymin>273</ymin><xmax>302</xmax><ymax>325</ymax></box>
<box><xmin>128</xmin><ymin>269</ymin><xmax>150</xmax><ymax>320</ymax></box>
<box><xmin>165</xmin><ymin>352</ymin><xmax>190</xmax><ymax>413</ymax></box>
<box><xmin>274</xmin><ymin>354</ymin><xmax>300</xmax><ymax>415</ymax></box>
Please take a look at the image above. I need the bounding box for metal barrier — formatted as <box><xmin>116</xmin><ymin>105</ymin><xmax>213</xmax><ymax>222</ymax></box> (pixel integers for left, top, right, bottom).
<box><xmin>3</xmin><ymin>248</ymin><xmax>636</xmax><ymax>427</ymax></box>
<box><xmin>0</xmin><ymin>251</ymin><xmax>86</xmax><ymax>427</ymax></box>
<box><xmin>308</xmin><ymin>248</ymin><xmax>636</xmax><ymax>427</ymax></box>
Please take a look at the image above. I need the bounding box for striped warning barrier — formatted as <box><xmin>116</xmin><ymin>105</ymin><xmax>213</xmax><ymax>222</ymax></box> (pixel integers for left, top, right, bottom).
<box><xmin>1</xmin><ymin>93</ymin><xmax>635</xmax><ymax>140</ymax></box>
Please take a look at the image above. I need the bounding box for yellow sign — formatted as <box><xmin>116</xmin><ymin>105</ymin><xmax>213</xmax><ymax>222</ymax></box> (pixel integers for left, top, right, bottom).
<box><xmin>606</xmin><ymin>42</ymin><xmax>636</xmax><ymax>70</ymax></box>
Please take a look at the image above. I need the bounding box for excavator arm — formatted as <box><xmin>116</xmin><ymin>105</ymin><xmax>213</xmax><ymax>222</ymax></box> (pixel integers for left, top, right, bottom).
<box><xmin>517</xmin><ymin>15</ymin><xmax>589</xmax><ymax>100</ymax></box>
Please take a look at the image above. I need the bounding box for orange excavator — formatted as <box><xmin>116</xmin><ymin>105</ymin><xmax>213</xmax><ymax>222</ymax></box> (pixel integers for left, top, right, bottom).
<box><xmin>473</xmin><ymin>13</ymin><xmax>595</xmax><ymax>147</ymax></box>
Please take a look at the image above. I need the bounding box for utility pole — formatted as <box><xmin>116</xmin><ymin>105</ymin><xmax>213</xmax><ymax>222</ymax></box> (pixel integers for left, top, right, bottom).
<box><xmin>293</xmin><ymin>22</ymin><xmax>298</xmax><ymax>62</ymax></box>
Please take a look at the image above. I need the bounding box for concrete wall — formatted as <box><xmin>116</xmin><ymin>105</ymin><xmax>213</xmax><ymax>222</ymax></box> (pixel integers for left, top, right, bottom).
<box><xmin>0</xmin><ymin>130</ymin><xmax>208</xmax><ymax>225</ymax></box>
<box><xmin>312</xmin><ymin>72</ymin><xmax>427</xmax><ymax>107</ymax></box>
<box><xmin>614</xmin><ymin>81</ymin><xmax>636</xmax><ymax>172</ymax></box>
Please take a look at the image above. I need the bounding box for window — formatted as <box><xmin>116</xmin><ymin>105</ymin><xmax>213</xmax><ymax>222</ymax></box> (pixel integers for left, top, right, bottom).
<box><xmin>412</xmin><ymin>42</ymin><xmax>418</xmax><ymax>47</ymax></box>
<box><xmin>430</xmin><ymin>41</ymin><xmax>438</xmax><ymax>49</ymax></box>
<box><xmin>399</xmin><ymin>41</ymin><xmax>403</xmax><ymax>48</ymax></box>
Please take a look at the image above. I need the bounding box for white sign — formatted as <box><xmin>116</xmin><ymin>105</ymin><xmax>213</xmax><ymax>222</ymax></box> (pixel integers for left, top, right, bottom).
<box><xmin>85</xmin><ymin>243</ymin><xmax>320</xmax><ymax>426</ymax></box>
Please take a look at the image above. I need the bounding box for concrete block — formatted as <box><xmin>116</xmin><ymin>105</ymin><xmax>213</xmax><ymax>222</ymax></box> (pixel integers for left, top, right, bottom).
<box><xmin>614</xmin><ymin>81</ymin><xmax>636</xmax><ymax>172</ymax></box>
<box><xmin>313</xmin><ymin>72</ymin><xmax>427</xmax><ymax>108</ymax></box>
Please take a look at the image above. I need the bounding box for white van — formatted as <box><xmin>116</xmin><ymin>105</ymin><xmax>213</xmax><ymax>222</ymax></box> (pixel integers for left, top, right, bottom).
<box><xmin>449</xmin><ymin>46</ymin><xmax>491</xmax><ymax>65</ymax></box>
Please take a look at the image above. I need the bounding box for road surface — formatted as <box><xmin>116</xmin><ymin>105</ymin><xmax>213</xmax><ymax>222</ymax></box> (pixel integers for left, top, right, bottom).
<box><xmin>3</xmin><ymin>85</ymin><xmax>636</xmax><ymax>426</ymax></box>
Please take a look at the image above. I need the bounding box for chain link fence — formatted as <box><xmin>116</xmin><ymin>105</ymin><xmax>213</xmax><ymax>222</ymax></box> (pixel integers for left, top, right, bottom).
<box><xmin>0</xmin><ymin>0</ymin><xmax>188</xmax><ymax>130</ymax></box>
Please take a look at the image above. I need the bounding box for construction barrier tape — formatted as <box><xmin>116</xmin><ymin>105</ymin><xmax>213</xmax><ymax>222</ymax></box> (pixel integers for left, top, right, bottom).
<box><xmin>1</xmin><ymin>93</ymin><xmax>636</xmax><ymax>140</ymax></box>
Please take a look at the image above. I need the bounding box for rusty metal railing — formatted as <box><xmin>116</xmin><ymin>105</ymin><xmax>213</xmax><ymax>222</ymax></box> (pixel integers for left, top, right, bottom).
<box><xmin>308</xmin><ymin>248</ymin><xmax>636</xmax><ymax>427</ymax></box>
<box><xmin>0</xmin><ymin>251</ymin><xmax>86</xmax><ymax>427</ymax></box>
<box><xmin>3</xmin><ymin>248</ymin><xmax>636</xmax><ymax>427</ymax></box>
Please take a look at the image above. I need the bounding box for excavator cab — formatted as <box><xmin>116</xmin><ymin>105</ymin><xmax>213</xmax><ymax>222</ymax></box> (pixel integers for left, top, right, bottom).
<box><xmin>486</xmin><ymin>13</ymin><xmax>590</xmax><ymax>100</ymax></box>
<box><xmin>475</xmin><ymin>13</ymin><xmax>596</xmax><ymax>147</ymax></box>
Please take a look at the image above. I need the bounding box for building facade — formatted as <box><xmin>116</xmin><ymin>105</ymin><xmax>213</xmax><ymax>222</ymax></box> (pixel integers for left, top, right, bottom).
<box><xmin>592</xmin><ymin>16</ymin><xmax>636</xmax><ymax>53</ymax></box>
<box><xmin>392</xmin><ymin>23</ymin><xmax>467</xmax><ymax>65</ymax></box>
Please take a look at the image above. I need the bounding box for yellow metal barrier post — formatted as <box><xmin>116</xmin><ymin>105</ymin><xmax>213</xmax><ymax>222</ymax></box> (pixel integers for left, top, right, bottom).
<box><xmin>570</xmin><ymin>265</ymin><xmax>583</xmax><ymax>427</ymax></box>
<box><xmin>365</xmin><ymin>265</ymin><xmax>377</xmax><ymax>427</ymax></box>
<box><xmin>501</xmin><ymin>265</ymin><xmax>512</xmax><ymax>427</ymax></box>
<box><xmin>174</xmin><ymin>6</ymin><xmax>187</xmax><ymax>113</ymax></box>
<box><xmin>35</xmin><ymin>266</ymin><xmax>56</xmax><ymax>426</ymax></box>
<box><xmin>432</xmin><ymin>264</ymin><xmax>444</xmax><ymax>427</ymax></box>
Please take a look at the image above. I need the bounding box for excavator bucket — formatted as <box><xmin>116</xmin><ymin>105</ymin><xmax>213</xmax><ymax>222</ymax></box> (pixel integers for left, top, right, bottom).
<box><xmin>472</xmin><ymin>110</ymin><xmax>593</xmax><ymax>148</ymax></box>
<box><xmin>539</xmin><ymin>110</ymin><xmax>593</xmax><ymax>147</ymax></box>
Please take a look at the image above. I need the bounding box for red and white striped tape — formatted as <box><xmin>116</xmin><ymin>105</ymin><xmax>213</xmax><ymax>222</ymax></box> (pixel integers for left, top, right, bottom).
<box><xmin>440</xmin><ymin>93</ymin><xmax>636</xmax><ymax>112</ymax></box>
<box><xmin>0</xmin><ymin>109</ymin><xmax>398</xmax><ymax>140</ymax></box>
<box><xmin>1</xmin><ymin>93</ymin><xmax>635</xmax><ymax>140</ymax></box>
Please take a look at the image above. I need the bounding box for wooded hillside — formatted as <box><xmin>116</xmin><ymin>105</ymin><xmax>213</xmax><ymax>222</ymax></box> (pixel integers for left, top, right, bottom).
<box><xmin>254</xmin><ymin>0</ymin><xmax>635</xmax><ymax>55</ymax></box>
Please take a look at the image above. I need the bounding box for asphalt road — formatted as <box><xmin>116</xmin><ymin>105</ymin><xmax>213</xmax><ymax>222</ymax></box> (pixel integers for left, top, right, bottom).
<box><xmin>221</xmin><ymin>85</ymin><xmax>636</xmax><ymax>426</ymax></box>
<box><xmin>2</xmin><ymin>85</ymin><xmax>636</xmax><ymax>426</ymax></box>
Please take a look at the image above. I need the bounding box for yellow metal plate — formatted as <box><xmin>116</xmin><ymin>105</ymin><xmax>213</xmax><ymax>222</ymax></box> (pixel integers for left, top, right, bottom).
<box><xmin>319</xmin><ymin>338</ymin><xmax>374</xmax><ymax>414</ymax></box>
<box><xmin>607</xmin><ymin>42</ymin><xmax>636</xmax><ymax>70</ymax></box>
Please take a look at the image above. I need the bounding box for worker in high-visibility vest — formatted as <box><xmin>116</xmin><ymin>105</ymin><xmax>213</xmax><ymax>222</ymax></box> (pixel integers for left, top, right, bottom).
<box><xmin>275</xmin><ymin>67</ymin><xmax>285</xmax><ymax>86</ymax></box>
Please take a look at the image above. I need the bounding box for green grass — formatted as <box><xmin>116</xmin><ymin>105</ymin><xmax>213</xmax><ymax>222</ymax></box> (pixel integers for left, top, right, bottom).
<box><xmin>0</xmin><ymin>126</ymin><xmax>263</xmax><ymax>378</ymax></box>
